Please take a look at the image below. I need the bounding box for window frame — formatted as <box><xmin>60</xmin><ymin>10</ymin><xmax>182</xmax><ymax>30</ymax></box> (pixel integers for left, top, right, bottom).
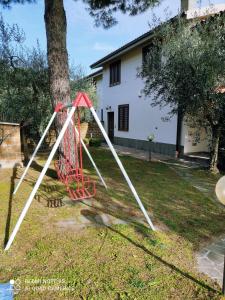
<box><xmin>109</xmin><ymin>60</ymin><xmax>121</xmax><ymax>87</ymax></box>
<box><xmin>118</xmin><ymin>104</ymin><xmax>129</xmax><ymax>132</ymax></box>
<box><xmin>142</xmin><ymin>43</ymin><xmax>153</xmax><ymax>65</ymax></box>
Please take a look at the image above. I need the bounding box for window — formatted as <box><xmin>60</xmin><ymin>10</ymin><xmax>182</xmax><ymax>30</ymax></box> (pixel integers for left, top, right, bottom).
<box><xmin>118</xmin><ymin>104</ymin><xmax>129</xmax><ymax>131</ymax></box>
<box><xmin>110</xmin><ymin>60</ymin><xmax>121</xmax><ymax>86</ymax></box>
<box><xmin>142</xmin><ymin>44</ymin><xmax>153</xmax><ymax>65</ymax></box>
<box><xmin>142</xmin><ymin>42</ymin><xmax>161</xmax><ymax>65</ymax></box>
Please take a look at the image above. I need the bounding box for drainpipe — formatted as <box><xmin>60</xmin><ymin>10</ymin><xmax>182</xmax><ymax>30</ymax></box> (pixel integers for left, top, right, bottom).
<box><xmin>176</xmin><ymin>109</ymin><xmax>183</xmax><ymax>158</ymax></box>
<box><xmin>223</xmin><ymin>254</ymin><xmax>225</xmax><ymax>295</ymax></box>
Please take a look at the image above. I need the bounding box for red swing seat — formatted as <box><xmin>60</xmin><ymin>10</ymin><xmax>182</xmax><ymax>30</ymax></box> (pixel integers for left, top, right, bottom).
<box><xmin>65</xmin><ymin>172</ymin><xmax>96</xmax><ymax>201</ymax></box>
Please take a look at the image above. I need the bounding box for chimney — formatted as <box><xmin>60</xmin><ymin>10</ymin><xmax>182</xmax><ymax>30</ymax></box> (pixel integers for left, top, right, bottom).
<box><xmin>181</xmin><ymin>0</ymin><xmax>196</xmax><ymax>12</ymax></box>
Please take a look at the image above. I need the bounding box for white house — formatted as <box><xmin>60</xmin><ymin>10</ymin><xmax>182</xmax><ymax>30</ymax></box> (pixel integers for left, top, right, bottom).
<box><xmin>90</xmin><ymin>0</ymin><xmax>223</xmax><ymax>157</ymax></box>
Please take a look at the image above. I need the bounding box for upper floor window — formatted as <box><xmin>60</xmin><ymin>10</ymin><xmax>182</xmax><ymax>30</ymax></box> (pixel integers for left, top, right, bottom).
<box><xmin>110</xmin><ymin>60</ymin><xmax>121</xmax><ymax>86</ymax></box>
<box><xmin>118</xmin><ymin>104</ymin><xmax>129</xmax><ymax>131</ymax></box>
<box><xmin>142</xmin><ymin>41</ymin><xmax>161</xmax><ymax>66</ymax></box>
<box><xmin>142</xmin><ymin>44</ymin><xmax>153</xmax><ymax>65</ymax></box>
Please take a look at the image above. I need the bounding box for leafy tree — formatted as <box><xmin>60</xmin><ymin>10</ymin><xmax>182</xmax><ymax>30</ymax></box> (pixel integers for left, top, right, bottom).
<box><xmin>0</xmin><ymin>15</ymin><xmax>51</xmax><ymax>139</ymax></box>
<box><xmin>0</xmin><ymin>14</ymin><xmax>97</xmax><ymax>147</ymax></box>
<box><xmin>141</xmin><ymin>13</ymin><xmax>225</xmax><ymax>174</ymax></box>
<box><xmin>83</xmin><ymin>0</ymin><xmax>161</xmax><ymax>28</ymax></box>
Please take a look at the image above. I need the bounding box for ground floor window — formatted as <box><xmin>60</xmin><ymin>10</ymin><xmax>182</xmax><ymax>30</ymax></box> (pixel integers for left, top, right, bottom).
<box><xmin>118</xmin><ymin>104</ymin><xmax>129</xmax><ymax>131</ymax></box>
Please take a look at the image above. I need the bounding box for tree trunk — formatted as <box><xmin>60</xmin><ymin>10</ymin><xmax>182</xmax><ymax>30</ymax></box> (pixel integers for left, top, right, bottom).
<box><xmin>210</xmin><ymin>126</ymin><xmax>220</xmax><ymax>174</ymax></box>
<box><xmin>44</xmin><ymin>0</ymin><xmax>75</xmax><ymax>166</ymax></box>
<box><xmin>44</xmin><ymin>0</ymin><xmax>70</xmax><ymax>108</ymax></box>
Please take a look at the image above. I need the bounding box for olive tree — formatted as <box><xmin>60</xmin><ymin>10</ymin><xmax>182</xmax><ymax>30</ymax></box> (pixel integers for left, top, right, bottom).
<box><xmin>141</xmin><ymin>14</ymin><xmax>225</xmax><ymax>174</ymax></box>
<box><xmin>0</xmin><ymin>15</ymin><xmax>51</xmax><ymax>139</ymax></box>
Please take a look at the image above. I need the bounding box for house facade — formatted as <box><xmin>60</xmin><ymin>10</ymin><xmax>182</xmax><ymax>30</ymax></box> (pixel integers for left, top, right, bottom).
<box><xmin>90</xmin><ymin>0</ymin><xmax>221</xmax><ymax>157</ymax></box>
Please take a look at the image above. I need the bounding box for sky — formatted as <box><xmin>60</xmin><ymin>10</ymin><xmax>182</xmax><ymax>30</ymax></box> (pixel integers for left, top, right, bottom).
<box><xmin>1</xmin><ymin>0</ymin><xmax>225</xmax><ymax>74</ymax></box>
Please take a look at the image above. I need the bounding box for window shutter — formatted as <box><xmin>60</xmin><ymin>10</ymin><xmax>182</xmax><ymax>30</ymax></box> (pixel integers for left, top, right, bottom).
<box><xmin>118</xmin><ymin>104</ymin><xmax>129</xmax><ymax>131</ymax></box>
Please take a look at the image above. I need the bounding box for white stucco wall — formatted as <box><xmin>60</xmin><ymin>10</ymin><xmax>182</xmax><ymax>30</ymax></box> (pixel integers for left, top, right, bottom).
<box><xmin>95</xmin><ymin>76</ymin><xmax>103</xmax><ymax>116</ymax></box>
<box><xmin>95</xmin><ymin>47</ymin><xmax>178</xmax><ymax>146</ymax></box>
<box><xmin>180</xmin><ymin>120</ymin><xmax>211</xmax><ymax>153</ymax></box>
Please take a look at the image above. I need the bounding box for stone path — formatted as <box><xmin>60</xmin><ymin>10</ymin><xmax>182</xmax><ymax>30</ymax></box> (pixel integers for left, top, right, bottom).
<box><xmin>55</xmin><ymin>198</ymin><xmax>147</xmax><ymax>231</ymax></box>
<box><xmin>196</xmin><ymin>236</ymin><xmax>225</xmax><ymax>286</ymax></box>
<box><xmin>101</xmin><ymin>144</ymin><xmax>171</xmax><ymax>162</ymax></box>
<box><xmin>56</xmin><ymin>213</ymin><xmax>128</xmax><ymax>231</ymax></box>
<box><xmin>56</xmin><ymin>201</ymin><xmax>128</xmax><ymax>230</ymax></box>
<box><xmin>166</xmin><ymin>158</ymin><xmax>218</xmax><ymax>202</ymax></box>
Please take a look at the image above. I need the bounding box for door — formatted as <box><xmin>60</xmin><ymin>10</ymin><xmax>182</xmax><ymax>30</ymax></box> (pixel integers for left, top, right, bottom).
<box><xmin>107</xmin><ymin>112</ymin><xmax>114</xmax><ymax>142</ymax></box>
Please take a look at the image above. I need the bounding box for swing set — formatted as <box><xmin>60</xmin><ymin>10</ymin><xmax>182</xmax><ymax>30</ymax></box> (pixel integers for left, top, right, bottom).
<box><xmin>5</xmin><ymin>92</ymin><xmax>155</xmax><ymax>251</ymax></box>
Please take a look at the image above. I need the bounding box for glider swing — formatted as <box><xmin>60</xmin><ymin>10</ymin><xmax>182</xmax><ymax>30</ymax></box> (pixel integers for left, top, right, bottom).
<box><xmin>5</xmin><ymin>92</ymin><xmax>155</xmax><ymax>251</ymax></box>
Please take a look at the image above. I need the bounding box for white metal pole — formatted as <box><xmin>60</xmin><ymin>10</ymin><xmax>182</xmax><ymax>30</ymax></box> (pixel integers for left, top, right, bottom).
<box><xmin>13</xmin><ymin>112</ymin><xmax>57</xmax><ymax>195</ymax></box>
<box><xmin>74</xmin><ymin>127</ymin><xmax>107</xmax><ymax>189</ymax></box>
<box><xmin>5</xmin><ymin>107</ymin><xmax>76</xmax><ymax>251</ymax></box>
<box><xmin>90</xmin><ymin>107</ymin><xmax>155</xmax><ymax>231</ymax></box>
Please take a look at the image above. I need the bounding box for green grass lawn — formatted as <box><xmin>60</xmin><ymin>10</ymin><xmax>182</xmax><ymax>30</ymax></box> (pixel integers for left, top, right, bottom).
<box><xmin>0</xmin><ymin>148</ymin><xmax>225</xmax><ymax>299</ymax></box>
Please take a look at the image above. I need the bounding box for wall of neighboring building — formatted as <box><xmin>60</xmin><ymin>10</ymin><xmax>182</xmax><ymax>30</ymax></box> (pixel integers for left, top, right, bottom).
<box><xmin>95</xmin><ymin>74</ymin><xmax>103</xmax><ymax>119</ymax></box>
<box><xmin>95</xmin><ymin>46</ymin><xmax>178</xmax><ymax>156</ymax></box>
<box><xmin>0</xmin><ymin>122</ymin><xmax>23</xmax><ymax>168</ymax></box>
<box><xmin>180</xmin><ymin>120</ymin><xmax>211</xmax><ymax>154</ymax></box>
<box><xmin>186</xmin><ymin>3</ymin><xmax>225</xmax><ymax>20</ymax></box>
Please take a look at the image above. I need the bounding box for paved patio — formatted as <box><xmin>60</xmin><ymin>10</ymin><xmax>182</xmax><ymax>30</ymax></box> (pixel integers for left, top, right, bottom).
<box><xmin>196</xmin><ymin>236</ymin><xmax>225</xmax><ymax>287</ymax></box>
<box><xmin>101</xmin><ymin>144</ymin><xmax>172</xmax><ymax>161</ymax></box>
<box><xmin>54</xmin><ymin>198</ymin><xmax>148</xmax><ymax>232</ymax></box>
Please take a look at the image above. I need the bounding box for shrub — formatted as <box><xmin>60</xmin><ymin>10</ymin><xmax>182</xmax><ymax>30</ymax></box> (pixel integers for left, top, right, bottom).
<box><xmin>89</xmin><ymin>138</ymin><xmax>102</xmax><ymax>147</ymax></box>
<box><xmin>83</xmin><ymin>138</ymin><xmax>90</xmax><ymax>146</ymax></box>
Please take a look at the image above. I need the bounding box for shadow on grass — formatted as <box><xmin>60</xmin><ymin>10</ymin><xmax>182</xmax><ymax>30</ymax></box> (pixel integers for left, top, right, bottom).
<box><xmin>80</xmin><ymin>208</ymin><xmax>220</xmax><ymax>296</ymax></box>
<box><xmin>108</xmin><ymin>225</ymin><xmax>219</xmax><ymax>295</ymax></box>
<box><xmin>80</xmin><ymin>192</ymin><xmax>147</xmax><ymax>232</ymax></box>
<box><xmin>14</xmin><ymin>148</ymin><xmax>225</xmax><ymax>250</ymax></box>
<box><xmin>22</xmin><ymin>160</ymin><xmax>66</xmax><ymax>208</ymax></box>
<box><xmin>4</xmin><ymin>163</ymin><xmax>20</xmax><ymax>247</ymax></box>
<box><xmin>31</xmin><ymin>160</ymin><xmax>58</xmax><ymax>179</ymax></box>
<box><xmin>35</xmin><ymin>183</ymin><xmax>67</xmax><ymax>208</ymax></box>
<box><xmin>84</xmin><ymin>148</ymin><xmax>225</xmax><ymax>249</ymax></box>
<box><xmin>12</xmin><ymin>160</ymin><xmax>58</xmax><ymax>188</ymax></box>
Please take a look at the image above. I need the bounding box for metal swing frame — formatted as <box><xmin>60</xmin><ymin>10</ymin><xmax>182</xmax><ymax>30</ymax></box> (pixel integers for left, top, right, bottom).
<box><xmin>5</xmin><ymin>92</ymin><xmax>155</xmax><ymax>251</ymax></box>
